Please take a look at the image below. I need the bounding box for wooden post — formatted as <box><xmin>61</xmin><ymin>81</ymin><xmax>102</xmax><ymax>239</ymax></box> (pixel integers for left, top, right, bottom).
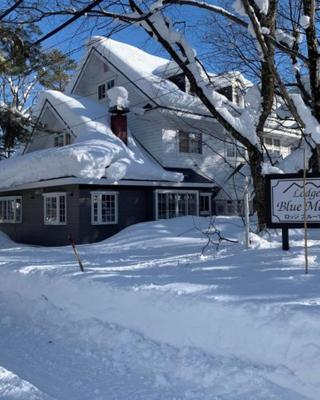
<box><xmin>69</xmin><ymin>234</ymin><xmax>84</xmax><ymax>272</ymax></box>
<box><xmin>244</xmin><ymin>176</ymin><xmax>250</xmax><ymax>249</ymax></box>
<box><xmin>303</xmin><ymin>149</ymin><xmax>309</xmax><ymax>274</ymax></box>
<box><xmin>282</xmin><ymin>228</ymin><xmax>289</xmax><ymax>251</ymax></box>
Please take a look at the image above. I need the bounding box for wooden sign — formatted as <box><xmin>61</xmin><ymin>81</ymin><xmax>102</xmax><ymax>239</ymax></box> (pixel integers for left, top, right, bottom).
<box><xmin>266</xmin><ymin>173</ymin><xmax>320</xmax><ymax>229</ymax></box>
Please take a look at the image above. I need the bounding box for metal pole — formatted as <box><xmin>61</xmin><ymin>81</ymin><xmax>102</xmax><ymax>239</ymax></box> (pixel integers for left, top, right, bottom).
<box><xmin>303</xmin><ymin>149</ymin><xmax>309</xmax><ymax>274</ymax></box>
<box><xmin>244</xmin><ymin>176</ymin><xmax>250</xmax><ymax>249</ymax></box>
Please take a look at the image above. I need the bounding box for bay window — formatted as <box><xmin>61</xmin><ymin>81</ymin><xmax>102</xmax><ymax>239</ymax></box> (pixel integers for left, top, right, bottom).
<box><xmin>199</xmin><ymin>193</ymin><xmax>212</xmax><ymax>216</ymax></box>
<box><xmin>155</xmin><ymin>190</ymin><xmax>198</xmax><ymax>219</ymax></box>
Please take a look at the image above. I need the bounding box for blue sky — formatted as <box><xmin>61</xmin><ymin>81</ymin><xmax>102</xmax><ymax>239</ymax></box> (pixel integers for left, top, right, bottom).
<box><xmin>40</xmin><ymin>3</ymin><xmax>209</xmax><ymax>66</ymax></box>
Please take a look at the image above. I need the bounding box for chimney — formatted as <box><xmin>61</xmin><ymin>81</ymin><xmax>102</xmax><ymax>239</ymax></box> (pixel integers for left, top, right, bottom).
<box><xmin>108</xmin><ymin>86</ymin><xmax>130</xmax><ymax>145</ymax></box>
<box><xmin>109</xmin><ymin>105</ymin><xmax>129</xmax><ymax>145</ymax></box>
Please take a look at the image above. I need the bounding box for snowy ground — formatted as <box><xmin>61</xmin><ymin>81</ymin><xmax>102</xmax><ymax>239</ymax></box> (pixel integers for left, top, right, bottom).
<box><xmin>0</xmin><ymin>216</ymin><xmax>319</xmax><ymax>399</ymax></box>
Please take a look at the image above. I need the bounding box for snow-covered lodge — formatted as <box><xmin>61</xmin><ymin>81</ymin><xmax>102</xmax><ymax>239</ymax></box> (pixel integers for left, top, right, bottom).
<box><xmin>0</xmin><ymin>37</ymin><xmax>300</xmax><ymax>245</ymax></box>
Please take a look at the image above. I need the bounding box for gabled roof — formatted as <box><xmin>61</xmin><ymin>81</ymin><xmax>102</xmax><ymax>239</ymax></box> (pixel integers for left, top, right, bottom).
<box><xmin>0</xmin><ymin>90</ymin><xmax>183</xmax><ymax>190</ymax></box>
<box><xmin>65</xmin><ymin>36</ymin><xmax>235</xmax><ymax>118</ymax></box>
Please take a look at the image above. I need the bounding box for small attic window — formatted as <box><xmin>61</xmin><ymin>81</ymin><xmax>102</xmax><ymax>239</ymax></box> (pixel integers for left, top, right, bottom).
<box><xmin>103</xmin><ymin>63</ymin><xmax>108</xmax><ymax>73</ymax></box>
<box><xmin>217</xmin><ymin>86</ymin><xmax>233</xmax><ymax>101</ymax></box>
<box><xmin>107</xmin><ymin>79</ymin><xmax>115</xmax><ymax>90</ymax></box>
<box><xmin>98</xmin><ymin>84</ymin><xmax>106</xmax><ymax>100</ymax></box>
<box><xmin>54</xmin><ymin>133</ymin><xmax>71</xmax><ymax>147</ymax></box>
<box><xmin>168</xmin><ymin>73</ymin><xmax>186</xmax><ymax>92</ymax></box>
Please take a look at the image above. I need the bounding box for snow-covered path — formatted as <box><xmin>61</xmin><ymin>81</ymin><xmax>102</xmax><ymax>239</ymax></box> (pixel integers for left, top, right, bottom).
<box><xmin>0</xmin><ymin>217</ymin><xmax>319</xmax><ymax>399</ymax></box>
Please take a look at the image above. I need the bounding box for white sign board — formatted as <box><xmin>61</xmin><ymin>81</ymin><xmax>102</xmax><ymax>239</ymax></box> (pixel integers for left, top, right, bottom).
<box><xmin>270</xmin><ymin>177</ymin><xmax>320</xmax><ymax>224</ymax></box>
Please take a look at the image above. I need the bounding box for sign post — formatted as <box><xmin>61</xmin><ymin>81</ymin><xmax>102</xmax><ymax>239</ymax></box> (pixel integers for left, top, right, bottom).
<box><xmin>303</xmin><ymin>150</ymin><xmax>308</xmax><ymax>274</ymax></box>
<box><xmin>244</xmin><ymin>176</ymin><xmax>250</xmax><ymax>249</ymax></box>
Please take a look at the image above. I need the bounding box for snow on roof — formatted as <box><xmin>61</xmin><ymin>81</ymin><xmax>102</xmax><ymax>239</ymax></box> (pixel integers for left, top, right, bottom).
<box><xmin>65</xmin><ymin>36</ymin><xmax>230</xmax><ymax>116</ymax></box>
<box><xmin>0</xmin><ymin>91</ymin><xmax>183</xmax><ymax>190</ymax></box>
<box><xmin>208</xmin><ymin>71</ymin><xmax>252</xmax><ymax>90</ymax></box>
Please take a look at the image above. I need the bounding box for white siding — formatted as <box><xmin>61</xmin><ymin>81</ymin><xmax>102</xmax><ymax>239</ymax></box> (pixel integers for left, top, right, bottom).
<box><xmin>27</xmin><ymin>106</ymin><xmax>69</xmax><ymax>153</ymax></box>
<box><xmin>72</xmin><ymin>51</ymin><xmax>150</xmax><ymax>108</ymax></box>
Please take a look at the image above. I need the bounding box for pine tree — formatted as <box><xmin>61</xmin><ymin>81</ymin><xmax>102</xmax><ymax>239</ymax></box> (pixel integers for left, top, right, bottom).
<box><xmin>0</xmin><ymin>22</ymin><xmax>76</xmax><ymax>158</ymax></box>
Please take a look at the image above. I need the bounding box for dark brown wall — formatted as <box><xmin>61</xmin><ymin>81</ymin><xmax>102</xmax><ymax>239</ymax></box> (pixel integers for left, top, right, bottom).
<box><xmin>78</xmin><ymin>185</ymin><xmax>153</xmax><ymax>244</ymax></box>
<box><xmin>0</xmin><ymin>185</ymin><xmax>80</xmax><ymax>246</ymax></box>
<box><xmin>0</xmin><ymin>183</ymin><xmax>214</xmax><ymax>246</ymax></box>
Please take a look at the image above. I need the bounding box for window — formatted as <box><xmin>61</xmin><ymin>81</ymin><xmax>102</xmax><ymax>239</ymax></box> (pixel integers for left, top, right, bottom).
<box><xmin>91</xmin><ymin>192</ymin><xmax>118</xmax><ymax>225</ymax></box>
<box><xmin>107</xmin><ymin>79</ymin><xmax>115</xmax><ymax>90</ymax></box>
<box><xmin>0</xmin><ymin>197</ymin><xmax>22</xmax><ymax>223</ymax></box>
<box><xmin>200</xmin><ymin>193</ymin><xmax>212</xmax><ymax>216</ymax></box>
<box><xmin>54</xmin><ymin>132</ymin><xmax>71</xmax><ymax>147</ymax></box>
<box><xmin>43</xmin><ymin>193</ymin><xmax>66</xmax><ymax>225</ymax></box>
<box><xmin>155</xmin><ymin>190</ymin><xmax>199</xmax><ymax>219</ymax></box>
<box><xmin>178</xmin><ymin>131</ymin><xmax>202</xmax><ymax>154</ymax></box>
<box><xmin>226</xmin><ymin>143</ymin><xmax>237</xmax><ymax>158</ymax></box>
<box><xmin>234</xmin><ymin>88</ymin><xmax>243</xmax><ymax>106</ymax></box>
<box><xmin>264</xmin><ymin>137</ymin><xmax>281</xmax><ymax>156</ymax></box>
<box><xmin>98</xmin><ymin>83</ymin><xmax>106</xmax><ymax>100</ymax></box>
<box><xmin>215</xmin><ymin>200</ymin><xmax>252</xmax><ymax>216</ymax></box>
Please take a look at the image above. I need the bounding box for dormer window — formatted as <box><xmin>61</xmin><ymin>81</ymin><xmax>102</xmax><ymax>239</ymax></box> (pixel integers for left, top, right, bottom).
<box><xmin>234</xmin><ymin>87</ymin><xmax>243</xmax><ymax>106</ymax></box>
<box><xmin>54</xmin><ymin>133</ymin><xmax>71</xmax><ymax>147</ymax></box>
<box><xmin>98</xmin><ymin>84</ymin><xmax>106</xmax><ymax>100</ymax></box>
<box><xmin>178</xmin><ymin>131</ymin><xmax>202</xmax><ymax>154</ymax></box>
<box><xmin>107</xmin><ymin>79</ymin><xmax>115</xmax><ymax>90</ymax></box>
<box><xmin>217</xmin><ymin>86</ymin><xmax>233</xmax><ymax>101</ymax></box>
<box><xmin>168</xmin><ymin>73</ymin><xmax>186</xmax><ymax>92</ymax></box>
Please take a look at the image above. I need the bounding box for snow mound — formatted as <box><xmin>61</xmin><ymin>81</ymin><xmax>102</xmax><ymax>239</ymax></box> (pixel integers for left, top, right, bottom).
<box><xmin>0</xmin><ymin>366</ymin><xmax>55</xmax><ymax>400</ymax></box>
<box><xmin>0</xmin><ymin>231</ymin><xmax>16</xmax><ymax>248</ymax></box>
<box><xmin>107</xmin><ymin>86</ymin><xmax>129</xmax><ymax>109</ymax></box>
<box><xmin>0</xmin><ymin>216</ymin><xmax>320</xmax><ymax>398</ymax></box>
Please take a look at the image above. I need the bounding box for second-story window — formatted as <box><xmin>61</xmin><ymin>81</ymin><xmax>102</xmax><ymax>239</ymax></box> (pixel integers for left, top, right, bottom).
<box><xmin>265</xmin><ymin>137</ymin><xmax>281</xmax><ymax>156</ymax></box>
<box><xmin>98</xmin><ymin>83</ymin><xmax>106</xmax><ymax>100</ymax></box>
<box><xmin>226</xmin><ymin>143</ymin><xmax>237</xmax><ymax>158</ymax></box>
<box><xmin>178</xmin><ymin>131</ymin><xmax>202</xmax><ymax>154</ymax></box>
<box><xmin>54</xmin><ymin>133</ymin><xmax>71</xmax><ymax>147</ymax></box>
<box><xmin>107</xmin><ymin>79</ymin><xmax>115</xmax><ymax>90</ymax></box>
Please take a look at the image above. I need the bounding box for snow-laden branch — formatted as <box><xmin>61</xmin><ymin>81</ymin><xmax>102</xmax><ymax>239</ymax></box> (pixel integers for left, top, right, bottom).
<box><xmin>128</xmin><ymin>0</ymin><xmax>262</xmax><ymax>150</ymax></box>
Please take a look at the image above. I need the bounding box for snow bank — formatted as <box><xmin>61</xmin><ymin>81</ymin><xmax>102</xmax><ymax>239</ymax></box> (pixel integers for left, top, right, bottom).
<box><xmin>0</xmin><ymin>91</ymin><xmax>182</xmax><ymax>189</ymax></box>
<box><xmin>0</xmin><ymin>367</ymin><xmax>54</xmax><ymax>400</ymax></box>
<box><xmin>0</xmin><ymin>216</ymin><xmax>320</xmax><ymax>398</ymax></box>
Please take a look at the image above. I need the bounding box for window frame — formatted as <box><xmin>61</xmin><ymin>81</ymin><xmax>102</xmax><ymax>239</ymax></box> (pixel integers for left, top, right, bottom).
<box><xmin>107</xmin><ymin>78</ymin><xmax>116</xmax><ymax>90</ymax></box>
<box><xmin>178</xmin><ymin>131</ymin><xmax>202</xmax><ymax>155</ymax></box>
<box><xmin>264</xmin><ymin>136</ymin><xmax>281</xmax><ymax>156</ymax></box>
<box><xmin>98</xmin><ymin>83</ymin><xmax>106</xmax><ymax>100</ymax></box>
<box><xmin>54</xmin><ymin>132</ymin><xmax>72</xmax><ymax>147</ymax></box>
<box><xmin>0</xmin><ymin>196</ymin><xmax>22</xmax><ymax>224</ymax></box>
<box><xmin>199</xmin><ymin>193</ymin><xmax>212</xmax><ymax>216</ymax></box>
<box><xmin>43</xmin><ymin>192</ymin><xmax>67</xmax><ymax>225</ymax></box>
<box><xmin>91</xmin><ymin>191</ymin><xmax>118</xmax><ymax>225</ymax></box>
<box><xmin>155</xmin><ymin>190</ymin><xmax>199</xmax><ymax>220</ymax></box>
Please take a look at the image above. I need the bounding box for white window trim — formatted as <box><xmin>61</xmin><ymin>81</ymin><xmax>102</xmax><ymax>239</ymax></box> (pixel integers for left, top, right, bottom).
<box><xmin>0</xmin><ymin>196</ymin><xmax>22</xmax><ymax>224</ymax></box>
<box><xmin>155</xmin><ymin>189</ymin><xmax>199</xmax><ymax>220</ymax></box>
<box><xmin>91</xmin><ymin>191</ymin><xmax>118</xmax><ymax>225</ymax></box>
<box><xmin>199</xmin><ymin>193</ymin><xmax>212</xmax><ymax>216</ymax></box>
<box><xmin>43</xmin><ymin>192</ymin><xmax>67</xmax><ymax>225</ymax></box>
